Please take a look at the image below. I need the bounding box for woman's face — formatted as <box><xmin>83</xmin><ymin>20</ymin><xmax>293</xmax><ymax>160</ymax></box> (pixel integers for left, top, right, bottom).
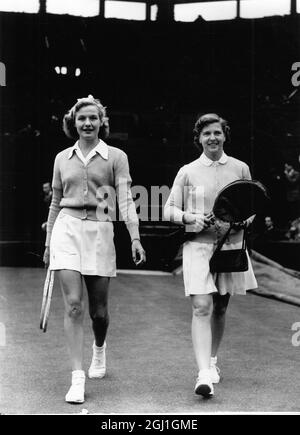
<box><xmin>75</xmin><ymin>105</ymin><xmax>102</xmax><ymax>141</ymax></box>
<box><xmin>199</xmin><ymin>122</ymin><xmax>226</xmax><ymax>158</ymax></box>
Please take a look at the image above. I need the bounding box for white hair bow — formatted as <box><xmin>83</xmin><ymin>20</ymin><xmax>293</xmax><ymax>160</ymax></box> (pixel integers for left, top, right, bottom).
<box><xmin>69</xmin><ymin>95</ymin><xmax>107</xmax><ymax>120</ymax></box>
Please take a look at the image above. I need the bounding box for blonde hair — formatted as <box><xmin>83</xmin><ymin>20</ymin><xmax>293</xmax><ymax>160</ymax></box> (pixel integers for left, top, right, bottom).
<box><xmin>63</xmin><ymin>95</ymin><xmax>109</xmax><ymax>140</ymax></box>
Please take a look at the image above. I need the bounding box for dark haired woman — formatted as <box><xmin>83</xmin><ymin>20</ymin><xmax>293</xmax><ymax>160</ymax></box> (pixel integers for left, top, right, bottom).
<box><xmin>164</xmin><ymin>113</ymin><xmax>257</xmax><ymax>398</ymax></box>
<box><xmin>43</xmin><ymin>95</ymin><xmax>146</xmax><ymax>404</ymax></box>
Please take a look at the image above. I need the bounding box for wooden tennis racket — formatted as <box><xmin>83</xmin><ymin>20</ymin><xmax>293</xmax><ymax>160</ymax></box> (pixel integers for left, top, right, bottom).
<box><xmin>40</xmin><ymin>268</ymin><xmax>55</xmax><ymax>333</ymax></box>
<box><xmin>182</xmin><ymin>179</ymin><xmax>270</xmax><ymax>242</ymax></box>
<box><xmin>212</xmin><ymin>179</ymin><xmax>270</xmax><ymax>224</ymax></box>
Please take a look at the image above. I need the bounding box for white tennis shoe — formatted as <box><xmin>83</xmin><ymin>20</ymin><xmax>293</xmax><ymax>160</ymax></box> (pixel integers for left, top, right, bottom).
<box><xmin>194</xmin><ymin>369</ymin><xmax>214</xmax><ymax>397</ymax></box>
<box><xmin>88</xmin><ymin>341</ymin><xmax>106</xmax><ymax>379</ymax></box>
<box><xmin>65</xmin><ymin>370</ymin><xmax>85</xmax><ymax>404</ymax></box>
<box><xmin>210</xmin><ymin>356</ymin><xmax>221</xmax><ymax>384</ymax></box>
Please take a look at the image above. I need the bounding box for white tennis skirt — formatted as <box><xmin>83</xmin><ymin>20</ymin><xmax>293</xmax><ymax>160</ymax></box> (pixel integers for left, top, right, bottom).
<box><xmin>50</xmin><ymin>212</ymin><xmax>116</xmax><ymax>277</ymax></box>
<box><xmin>182</xmin><ymin>241</ymin><xmax>257</xmax><ymax>297</ymax></box>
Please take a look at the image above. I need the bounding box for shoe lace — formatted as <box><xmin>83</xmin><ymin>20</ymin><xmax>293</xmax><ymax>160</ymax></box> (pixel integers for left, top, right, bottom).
<box><xmin>197</xmin><ymin>369</ymin><xmax>211</xmax><ymax>382</ymax></box>
<box><xmin>91</xmin><ymin>351</ymin><xmax>105</xmax><ymax>366</ymax></box>
<box><xmin>72</xmin><ymin>376</ymin><xmax>85</xmax><ymax>386</ymax></box>
<box><xmin>213</xmin><ymin>365</ymin><xmax>220</xmax><ymax>375</ymax></box>
<box><xmin>210</xmin><ymin>361</ymin><xmax>220</xmax><ymax>374</ymax></box>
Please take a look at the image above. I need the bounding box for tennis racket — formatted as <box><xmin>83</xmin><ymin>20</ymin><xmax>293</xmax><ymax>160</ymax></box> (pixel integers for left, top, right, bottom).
<box><xmin>40</xmin><ymin>268</ymin><xmax>55</xmax><ymax>333</ymax></box>
<box><xmin>182</xmin><ymin>179</ymin><xmax>270</xmax><ymax>242</ymax></box>
<box><xmin>212</xmin><ymin>179</ymin><xmax>270</xmax><ymax>223</ymax></box>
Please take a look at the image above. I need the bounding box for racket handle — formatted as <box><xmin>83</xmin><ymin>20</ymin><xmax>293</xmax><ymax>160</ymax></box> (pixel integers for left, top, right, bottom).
<box><xmin>40</xmin><ymin>269</ymin><xmax>54</xmax><ymax>332</ymax></box>
<box><xmin>40</xmin><ymin>268</ymin><xmax>51</xmax><ymax>329</ymax></box>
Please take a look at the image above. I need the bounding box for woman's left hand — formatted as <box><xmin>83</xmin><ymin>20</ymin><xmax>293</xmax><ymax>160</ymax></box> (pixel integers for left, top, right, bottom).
<box><xmin>132</xmin><ymin>239</ymin><xmax>146</xmax><ymax>266</ymax></box>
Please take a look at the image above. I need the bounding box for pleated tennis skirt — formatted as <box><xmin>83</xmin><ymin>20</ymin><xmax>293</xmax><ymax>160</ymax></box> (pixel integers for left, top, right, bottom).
<box><xmin>182</xmin><ymin>240</ymin><xmax>257</xmax><ymax>297</ymax></box>
<box><xmin>50</xmin><ymin>212</ymin><xmax>116</xmax><ymax>277</ymax></box>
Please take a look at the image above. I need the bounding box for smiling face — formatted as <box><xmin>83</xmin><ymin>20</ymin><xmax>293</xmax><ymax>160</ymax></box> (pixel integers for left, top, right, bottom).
<box><xmin>199</xmin><ymin>122</ymin><xmax>226</xmax><ymax>161</ymax></box>
<box><xmin>42</xmin><ymin>182</ymin><xmax>51</xmax><ymax>194</ymax></box>
<box><xmin>75</xmin><ymin>105</ymin><xmax>102</xmax><ymax>142</ymax></box>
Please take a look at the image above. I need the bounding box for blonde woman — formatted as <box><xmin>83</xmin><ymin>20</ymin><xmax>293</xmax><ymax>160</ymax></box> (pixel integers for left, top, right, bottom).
<box><xmin>44</xmin><ymin>95</ymin><xmax>146</xmax><ymax>404</ymax></box>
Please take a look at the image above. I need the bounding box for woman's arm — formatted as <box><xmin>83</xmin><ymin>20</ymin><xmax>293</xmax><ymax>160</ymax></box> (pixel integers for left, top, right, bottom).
<box><xmin>45</xmin><ymin>187</ymin><xmax>63</xmax><ymax>247</ymax></box>
<box><xmin>43</xmin><ymin>187</ymin><xmax>62</xmax><ymax>267</ymax></box>
<box><xmin>45</xmin><ymin>155</ymin><xmax>63</xmax><ymax>247</ymax></box>
<box><xmin>114</xmin><ymin>151</ymin><xmax>140</xmax><ymax>241</ymax></box>
<box><xmin>164</xmin><ymin>168</ymin><xmax>186</xmax><ymax>224</ymax></box>
<box><xmin>164</xmin><ymin>168</ymin><xmax>211</xmax><ymax>232</ymax></box>
<box><xmin>114</xmin><ymin>151</ymin><xmax>146</xmax><ymax>264</ymax></box>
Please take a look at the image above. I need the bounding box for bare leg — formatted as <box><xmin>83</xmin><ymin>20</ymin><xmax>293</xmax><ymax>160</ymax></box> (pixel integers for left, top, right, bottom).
<box><xmin>84</xmin><ymin>276</ymin><xmax>110</xmax><ymax>347</ymax></box>
<box><xmin>191</xmin><ymin>294</ymin><xmax>213</xmax><ymax>371</ymax></box>
<box><xmin>211</xmin><ymin>293</ymin><xmax>230</xmax><ymax>357</ymax></box>
<box><xmin>59</xmin><ymin>270</ymin><xmax>84</xmax><ymax>371</ymax></box>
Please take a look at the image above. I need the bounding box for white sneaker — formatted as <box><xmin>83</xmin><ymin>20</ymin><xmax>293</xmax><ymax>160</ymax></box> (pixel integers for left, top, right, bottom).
<box><xmin>88</xmin><ymin>341</ymin><xmax>106</xmax><ymax>379</ymax></box>
<box><xmin>65</xmin><ymin>370</ymin><xmax>85</xmax><ymax>404</ymax></box>
<box><xmin>195</xmin><ymin>369</ymin><xmax>214</xmax><ymax>397</ymax></box>
<box><xmin>210</xmin><ymin>356</ymin><xmax>220</xmax><ymax>384</ymax></box>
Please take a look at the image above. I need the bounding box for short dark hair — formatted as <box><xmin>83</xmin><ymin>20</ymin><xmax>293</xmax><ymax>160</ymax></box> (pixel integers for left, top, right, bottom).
<box><xmin>193</xmin><ymin>113</ymin><xmax>230</xmax><ymax>150</ymax></box>
<box><xmin>62</xmin><ymin>95</ymin><xmax>109</xmax><ymax>140</ymax></box>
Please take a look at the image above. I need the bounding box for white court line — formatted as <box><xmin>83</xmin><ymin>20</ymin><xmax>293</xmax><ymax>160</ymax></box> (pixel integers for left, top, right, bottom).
<box><xmin>117</xmin><ymin>269</ymin><xmax>172</xmax><ymax>276</ymax></box>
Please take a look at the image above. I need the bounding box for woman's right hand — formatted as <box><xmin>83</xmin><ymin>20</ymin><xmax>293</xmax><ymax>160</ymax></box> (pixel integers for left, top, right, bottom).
<box><xmin>182</xmin><ymin>213</ymin><xmax>212</xmax><ymax>233</ymax></box>
<box><xmin>43</xmin><ymin>247</ymin><xmax>50</xmax><ymax>268</ymax></box>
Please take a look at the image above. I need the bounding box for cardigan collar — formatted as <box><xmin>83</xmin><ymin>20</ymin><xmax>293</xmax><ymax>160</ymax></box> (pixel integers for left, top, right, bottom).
<box><xmin>68</xmin><ymin>139</ymin><xmax>108</xmax><ymax>160</ymax></box>
<box><xmin>199</xmin><ymin>152</ymin><xmax>228</xmax><ymax>166</ymax></box>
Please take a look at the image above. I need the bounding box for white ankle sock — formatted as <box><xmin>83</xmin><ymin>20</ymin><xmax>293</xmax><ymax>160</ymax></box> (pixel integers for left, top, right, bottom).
<box><xmin>65</xmin><ymin>370</ymin><xmax>85</xmax><ymax>403</ymax></box>
<box><xmin>211</xmin><ymin>356</ymin><xmax>217</xmax><ymax>364</ymax></box>
<box><xmin>72</xmin><ymin>370</ymin><xmax>85</xmax><ymax>380</ymax></box>
<box><xmin>93</xmin><ymin>341</ymin><xmax>106</xmax><ymax>353</ymax></box>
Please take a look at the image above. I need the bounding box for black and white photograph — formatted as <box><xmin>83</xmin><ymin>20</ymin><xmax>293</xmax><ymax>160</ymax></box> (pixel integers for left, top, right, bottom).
<box><xmin>0</xmin><ymin>0</ymin><xmax>300</xmax><ymax>417</ymax></box>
